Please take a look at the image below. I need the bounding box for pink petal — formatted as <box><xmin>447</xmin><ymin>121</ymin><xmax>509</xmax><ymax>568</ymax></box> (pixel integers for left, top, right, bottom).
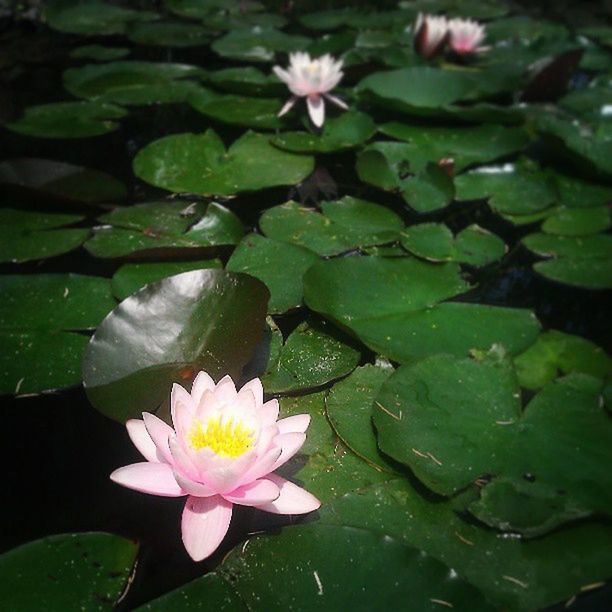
<box><xmin>278</xmin><ymin>96</ymin><xmax>298</xmax><ymax>117</ymax></box>
<box><xmin>181</xmin><ymin>495</ymin><xmax>233</xmax><ymax>561</ymax></box>
<box><xmin>195</xmin><ymin>448</ymin><xmax>257</xmax><ymax>494</ymax></box>
<box><xmin>256</xmin><ymin>474</ymin><xmax>320</xmax><ymax>515</ymax></box>
<box><xmin>142</xmin><ymin>412</ymin><xmax>173</xmax><ymax>463</ymax></box>
<box><xmin>169</xmin><ymin>435</ymin><xmax>198</xmax><ymax>480</ymax></box>
<box><xmin>213</xmin><ymin>375</ymin><xmax>237</xmax><ymax>405</ymax></box>
<box><xmin>270</xmin><ymin>432</ymin><xmax>306</xmax><ymax>472</ymax></box>
<box><xmin>239</xmin><ymin>378</ymin><xmax>263</xmax><ymax>408</ymax></box>
<box><xmin>324</xmin><ymin>92</ymin><xmax>348</xmax><ymax>110</ymax></box>
<box><xmin>237</xmin><ymin>446</ymin><xmax>282</xmax><ymax>486</ymax></box>
<box><xmin>307</xmin><ymin>95</ymin><xmax>325</xmax><ymax>128</ymax></box>
<box><xmin>277</xmin><ymin>414</ymin><xmax>310</xmax><ymax>434</ymax></box>
<box><xmin>191</xmin><ymin>371</ymin><xmax>215</xmax><ymax>406</ymax></box>
<box><xmin>174</xmin><ymin>471</ymin><xmax>216</xmax><ymax>497</ymax></box>
<box><xmin>110</xmin><ymin>462</ymin><xmax>185</xmax><ymax>497</ymax></box>
<box><xmin>260</xmin><ymin>399</ymin><xmax>279</xmax><ymax>425</ymax></box>
<box><xmin>171</xmin><ymin>383</ymin><xmax>195</xmax><ymax>439</ymax></box>
<box><xmin>223</xmin><ymin>478</ymin><xmax>280</xmax><ymax>506</ymax></box>
<box><xmin>126</xmin><ymin>419</ymin><xmax>158</xmax><ymax>462</ymax></box>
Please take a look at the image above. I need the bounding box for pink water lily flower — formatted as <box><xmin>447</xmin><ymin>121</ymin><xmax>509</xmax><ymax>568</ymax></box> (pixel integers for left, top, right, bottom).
<box><xmin>273</xmin><ymin>52</ymin><xmax>348</xmax><ymax>128</ymax></box>
<box><xmin>447</xmin><ymin>17</ymin><xmax>488</xmax><ymax>55</ymax></box>
<box><xmin>413</xmin><ymin>12</ymin><xmax>449</xmax><ymax>59</ymax></box>
<box><xmin>110</xmin><ymin>372</ymin><xmax>320</xmax><ymax>561</ymax></box>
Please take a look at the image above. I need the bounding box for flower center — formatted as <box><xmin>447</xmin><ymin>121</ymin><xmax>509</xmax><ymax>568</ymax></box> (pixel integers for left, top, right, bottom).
<box><xmin>188</xmin><ymin>416</ymin><xmax>254</xmax><ymax>458</ymax></box>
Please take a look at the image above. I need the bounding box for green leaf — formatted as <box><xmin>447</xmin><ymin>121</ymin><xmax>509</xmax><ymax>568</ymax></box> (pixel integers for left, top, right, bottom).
<box><xmin>454</xmin><ymin>225</ymin><xmax>507</xmax><ymax>266</ymax></box>
<box><xmin>0</xmin><ymin>208</ymin><xmax>88</xmax><ymax>263</ymax></box>
<box><xmin>259</xmin><ymin>198</ymin><xmax>403</xmax><ymax>256</ymax></box>
<box><xmin>0</xmin><ymin>158</ymin><xmax>127</xmax><ymax>203</ymax></box>
<box><xmin>326</xmin><ymin>364</ymin><xmax>398</xmax><ymax>472</ymax></box>
<box><xmin>127</xmin><ymin>21</ymin><xmax>210</xmax><ymax>47</ymax></box>
<box><xmin>226</xmin><ymin>233</ymin><xmax>318</xmax><ymax>314</ymax></box>
<box><xmin>514</xmin><ymin>330</ymin><xmax>612</xmax><ymax>390</ymax></box>
<box><xmin>212</xmin><ymin>27</ymin><xmax>310</xmax><ymax>62</ymax></box>
<box><xmin>455</xmin><ymin>161</ymin><xmax>557</xmax><ymax>214</ymax></box>
<box><xmin>541</xmin><ymin>206</ymin><xmax>611</xmax><ymax>236</ymax></box>
<box><xmin>7</xmin><ymin>101</ymin><xmax>127</xmax><ymax>138</ymax></box>
<box><xmin>213</xmin><ymin>524</ymin><xmax>494</xmax><ymax>611</ymax></box>
<box><xmin>188</xmin><ymin>88</ymin><xmax>285</xmax><ymax>129</ymax></box>
<box><xmin>85</xmin><ymin>201</ymin><xmax>243</xmax><ymax>258</ymax></box>
<box><xmin>111</xmin><ymin>259</ymin><xmax>222</xmax><ymax>300</ymax></box>
<box><xmin>551</xmin><ymin>172</ymin><xmax>612</xmax><ymax>208</ymax></box>
<box><xmin>201</xmin><ymin>66</ymin><xmax>284</xmax><ymax>97</ymax></box>
<box><xmin>400</xmin><ymin>223</ymin><xmax>455</xmax><ymax>261</ymax></box>
<box><xmin>533</xmin><ymin>257</ymin><xmax>612</xmax><ymax>289</ymax></box>
<box><xmin>401</xmin><ymin>162</ymin><xmax>455</xmax><ymax>213</ymax></box>
<box><xmin>46</xmin><ymin>2</ymin><xmax>158</xmax><ymax>35</ymax></box>
<box><xmin>262</xmin><ymin>320</ymin><xmax>360</xmax><ymax>394</ymax></box>
<box><xmin>320</xmin><ymin>477</ymin><xmax>612</xmax><ymax>610</ymax></box>
<box><xmin>133</xmin><ymin>130</ymin><xmax>314</xmax><ymax>196</ymax></box>
<box><xmin>63</xmin><ymin>61</ymin><xmax>202</xmax><ymax>106</ymax></box>
<box><xmin>378</xmin><ymin>122</ymin><xmax>530</xmax><ymax>173</ymax></box>
<box><xmin>83</xmin><ymin>269</ymin><xmax>269</xmax><ymax>421</ymax></box>
<box><xmin>0</xmin><ymin>532</ymin><xmax>138</xmax><ymax>610</ymax></box>
<box><xmin>375</xmin><ymin>355</ymin><xmax>612</xmax><ymax>518</ymax></box>
<box><xmin>271</xmin><ymin>111</ymin><xmax>376</xmax><ymax>153</ymax></box>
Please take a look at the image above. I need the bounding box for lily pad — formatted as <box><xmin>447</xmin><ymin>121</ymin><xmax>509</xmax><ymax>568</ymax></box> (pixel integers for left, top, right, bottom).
<box><xmin>401</xmin><ymin>223</ymin><xmax>507</xmax><ymax>266</ymax></box>
<box><xmin>111</xmin><ymin>259</ymin><xmax>222</xmax><ymax>300</ymax></box>
<box><xmin>374</xmin><ymin>354</ymin><xmax>612</xmax><ymax>520</ymax></box>
<box><xmin>133</xmin><ymin>129</ymin><xmax>314</xmax><ymax>196</ymax></box>
<box><xmin>271</xmin><ymin>112</ymin><xmax>376</xmax><ymax>153</ymax></box>
<box><xmin>378</xmin><ymin>122</ymin><xmax>530</xmax><ymax>173</ymax></box>
<box><xmin>0</xmin><ymin>208</ymin><xmax>89</xmax><ymax>263</ymax></box>
<box><xmin>127</xmin><ymin>21</ymin><xmax>210</xmax><ymax>47</ymax></box>
<box><xmin>259</xmin><ymin>198</ymin><xmax>403</xmax><ymax>256</ymax></box>
<box><xmin>0</xmin><ymin>158</ymin><xmax>126</xmax><ymax>203</ymax></box>
<box><xmin>211</xmin><ymin>27</ymin><xmax>311</xmax><ymax>63</ymax></box>
<box><xmin>165</xmin><ymin>0</ymin><xmax>264</xmax><ymax>20</ymax></box>
<box><xmin>541</xmin><ymin>206</ymin><xmax>611</xmax><ymax>236</ymax></box>
<box><xmin>85</xmin><ymin>201</ymin><xmax>243</xmax><ymax>259</ymax></box>
<box><xmin>7</xmin><ymin>101</ymin><xmax>127</xmax><ymax>139</ymax></box>
<box><xmin>201</xmin><ymin>67</ymin><xmax>284</xmax><ymax>97</ymax></box>
<box><xmin>63</xmin><ymin>61</ymin><xmax>203</xmax><ymax>106</ymax></box>
<box><xmin>46</xmin><ymin>2</ymin><xmax>158</xmax><ymax>35</ymax></box>
<box><xmin>262</xmin><ymin>320</ymin><xmax>360</xmax><ymax>394</ymax></box>
<box><xmin>0</xmin><ymin>532</ymin><xmax>138</xmax><ymax>610</ymax></box>
<box><xmin>70</xmin><ymin>45</ymin><xmax>130</xmax><ymax>61</ymax></box>
<box><xmin>188</xmin><ymin>88</ymin><xmax>285</xmax><ymax>129</ymax></box>
<box><xmin>83</xmin><ymin>269</ymin><xmax>269</xmax><ymax>421</ymax></box>
<box><xmin>401</xmin><ymin>163</ymin><xmax>455</xmax><ymax>213</ymax></box>
<box><xmin>523</xmin><ymin>233</ymin><xmax>612</xmax><ymax>289</ymax></box>
<box><xmin>226</xmin><ymin>233</ymin><xmax>319</xmax><ymax>314</ymax></box>
<box><xmin>455</xmin><ymin>162</ymin><xmax>557</xmax><ymax>215</ymax></box>
<box><xmin>551</xmin><ymin>172</ymin><xmax>612</xmax><ymax>209</ymax></box>
<box><xmin>514</xmin><ymin>330</ymin><xmax>612</xmax><ymax>391</ymax></box>
<box><xmin>326</xmin><ymin>365</ymin><xmax>397</xmax><ymax>473</ymax></box>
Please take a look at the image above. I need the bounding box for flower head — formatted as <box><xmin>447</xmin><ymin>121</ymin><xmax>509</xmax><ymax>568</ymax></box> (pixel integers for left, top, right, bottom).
<box><xmin>413</xmin><ymin>12</ymin><xmax>448</xmax><ymax>59</ymax></box>
<box><xmin>110</xmin><ymin>372</ymin><xmax>320</xmax><ymax>561</ymax></box>
<box><xmin>273</xmin><ymin>52</ymin><xmax>348</xmax><ymax>128</ymax></box>
<box><xmin>447</xmin><ymin>17</ymin><xmax>488</xmax><ymax>55</ymax></box>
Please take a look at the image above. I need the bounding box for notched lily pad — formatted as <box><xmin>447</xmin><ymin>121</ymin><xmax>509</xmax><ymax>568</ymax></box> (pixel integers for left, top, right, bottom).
<box><xmin>133</xmin><ymin>129</ymin><xmax>314</xmax><ymax>196</ymax></box>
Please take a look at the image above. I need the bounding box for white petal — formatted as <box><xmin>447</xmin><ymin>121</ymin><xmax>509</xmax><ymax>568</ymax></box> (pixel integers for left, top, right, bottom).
<box><xmin>324</xmin><ymin>93</ymin><xmax>348</xmax><ymax>110</ymax></box>
<box><xmin>181</xmin><ymin>495</ymin><xmax>233</xmax><ymax>561</ymax></box>
<box><xmin>307</xmin><ymin>95</ymin><xmax>325</xmax><ymax>128</ymax></box>
<box><xmin>278</xmin><ymin>96</ymin><xmax>298</xmax><ymax>117</ymax></box>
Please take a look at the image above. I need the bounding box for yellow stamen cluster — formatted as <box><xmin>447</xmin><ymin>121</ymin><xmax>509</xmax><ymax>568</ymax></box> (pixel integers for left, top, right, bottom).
<box><xmin>188</xmin><ymin>416</ymin><xmax>254</xmax><ymax>458</ymax></box>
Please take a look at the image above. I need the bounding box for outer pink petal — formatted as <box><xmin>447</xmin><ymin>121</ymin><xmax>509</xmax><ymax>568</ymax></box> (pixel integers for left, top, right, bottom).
<box><xmin>181</xmin><ymin>495</ymin><xmax>233</xmax><ymax>561</ymax></box>
<box><xmin>169</xmin><ymin>435</ymin><xmax>199</xmax><ymax>480</ymax></box>
<box><xmin>191</xmin><ymin>371</ymin><xmax>215</xmax><ymax>407</ymax></box>
<box><xmin>260</xmin><ymin>399</ymin><xmax>279</xmax><ymax>425</ymax></box>
<box><xmin>237</xmin><ymin>446</ymin><xmax>282</xmax><ymax>486</ymax></box>
<box><xmin>142</xmin><ymin>412</ymin><xmax>173</xmax><ymax>463</ymax></box>
<box><xmin>171</xmin><ymin>383</ymin><xmax>195</xmax><ymax>439</ymax></box>
<box><xmin>239</xmin><ymin>378</ymin><xmax>263</xmax><ymax>408</ymax></box>
<box><xmin>223</xmin><ymin>478</ymin><xmax>280</xmax><ymax>506</ymax></box>
<box><xmin>270</xmin><ymin>432</ymin><xmax>306</xmax><ymax>472</ymax></box>
<box><xmin>213</xmin><ymin>375</ymin><xmax>237</xmax><ymax>405</ymax></box>
<box><xmin>174</xmin><ymin>471</ymin><xmax>216</xmax><ymax>497</ymax></box>
<box><xmin>307</xmin><ymin>95</ymin><xmax>325</xmax><ymax>128</ymax></box>
<box><xmin>277</xmin><ymin>414</ymin><xmax>310</xmax><ymax>434</ymax></box>
<box><xmin>126</xmin><ymin>419</ymin><xmax>158</xmax><ymax>462</ymax></box>
<box><xmin>256</xmin><ymin>474</ymin><xmax>320</xmax><ymax>515</ymax></box>
<box><xmin>110</xmin><ymin>462</ymin><xmax>185</xmax><ymax>497</ymax></box>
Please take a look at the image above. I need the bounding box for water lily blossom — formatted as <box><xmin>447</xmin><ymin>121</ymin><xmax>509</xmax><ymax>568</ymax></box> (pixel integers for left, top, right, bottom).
<box><xmin>447</xmin><ymin>17</ymin><xmax>488</xmax><ymax>55</ymax></box>
<box><xmin>413</xmin><ymin>13</ymin><xmax>448</xmax><ymax>59</ymax></box>
<box><xmin>273</xmin><ymin>52</ymin><xmax>348</xmax><ymax>128</ymax></box>
<box><xmin>110</xmin><ymin>372</ymin><xmax>320</xmax><ymax>561</ymax></box>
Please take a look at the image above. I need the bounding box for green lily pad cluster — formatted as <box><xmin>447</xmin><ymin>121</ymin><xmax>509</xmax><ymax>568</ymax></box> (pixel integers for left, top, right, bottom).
<box><xmin>2</xmin><ymin>0</ymin><xmax>612</xmax><ymax>609</ymax></box>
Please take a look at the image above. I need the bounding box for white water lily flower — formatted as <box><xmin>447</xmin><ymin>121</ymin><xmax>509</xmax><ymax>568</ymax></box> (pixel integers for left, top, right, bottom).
<box><xmin>273</xmin><ymin>52</ymin><xmax>348</xmax><ymax>128</ymax></box>
<box><xmin>447</xmin><ymin>17</ymin><xmax>488</xmax><ymax>55</ymax></box>
<box><xmin>413</xmin><ymin>12</ymin><xmax>448</xmax><ymax>59</ymax></box>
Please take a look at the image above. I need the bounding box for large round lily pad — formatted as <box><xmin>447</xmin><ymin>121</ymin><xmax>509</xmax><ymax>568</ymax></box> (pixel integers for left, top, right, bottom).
<box><xmin>82</xmin><ymin>269</ymin><xmax>269</xmax><ymax>421</ymax></box>
<box><xmin>133</xmin><ymin>130</ymin><xmax>314</xmax><ymax>196</ymax></box>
